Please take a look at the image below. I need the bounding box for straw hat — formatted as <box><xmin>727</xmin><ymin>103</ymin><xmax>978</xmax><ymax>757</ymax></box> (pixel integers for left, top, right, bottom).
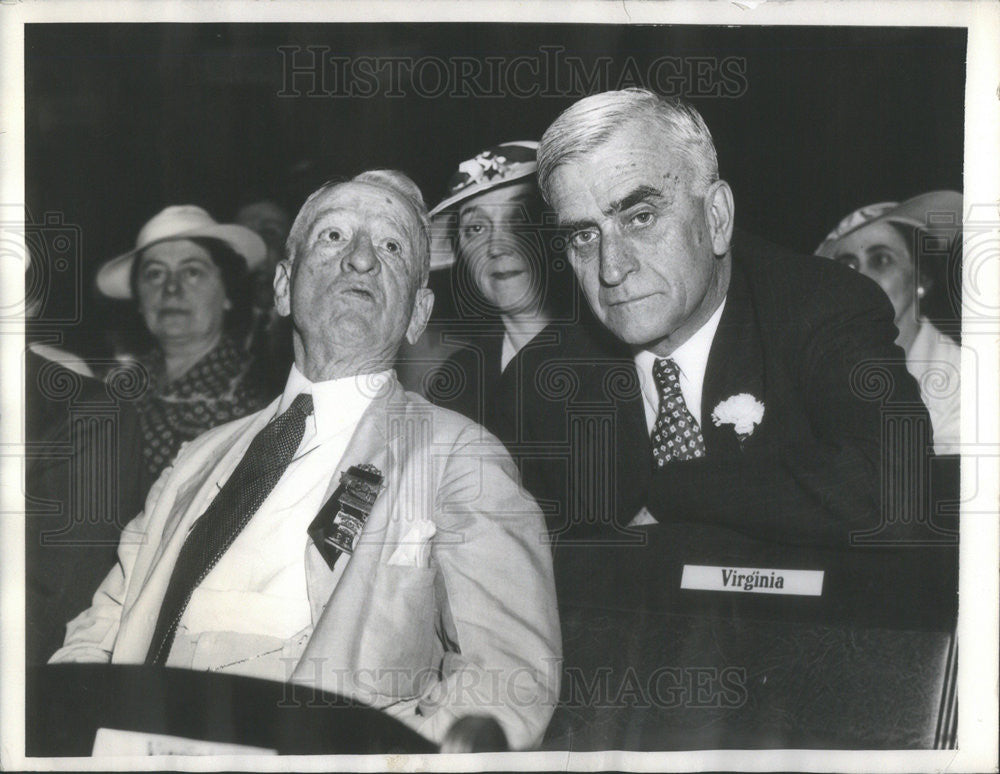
<box><xmin>816</xmin><ymin>191</ymin><xmax>962</xmax><ymax>257</ymax></box>
<box><xmin>96</xmin><ymin>205</ymin><xmax>267</xmax><ymax>299</ymax></box>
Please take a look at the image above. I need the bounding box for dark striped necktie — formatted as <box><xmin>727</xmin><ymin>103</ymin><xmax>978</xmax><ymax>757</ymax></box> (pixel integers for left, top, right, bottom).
<box><xmin>145</xmin><ymin>392</ymin><xmax>313</xmax><ymax>666</ymax></box>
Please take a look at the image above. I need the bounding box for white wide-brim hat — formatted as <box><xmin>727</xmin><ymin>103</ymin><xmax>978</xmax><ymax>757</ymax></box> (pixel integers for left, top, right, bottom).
<box><xmin>96</xmin><ymin>204</ymin><xmax>268</xmax><ymax>299</ymax></box>
<box><xmin>428</xmin><ymin>141</ymin><xmax>539</xmax><ymax>271</ymax></box>
<box><xmin>816</xmin><ymin>191</ymin><xmax>963</xmax><ymax>257</ymax></box>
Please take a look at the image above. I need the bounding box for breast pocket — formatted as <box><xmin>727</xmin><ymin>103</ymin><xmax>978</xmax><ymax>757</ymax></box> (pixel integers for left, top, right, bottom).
<box><xmin>358</xmin><ymin>563</ymin><xmax>440</xmax><ymax>699</ymax></box>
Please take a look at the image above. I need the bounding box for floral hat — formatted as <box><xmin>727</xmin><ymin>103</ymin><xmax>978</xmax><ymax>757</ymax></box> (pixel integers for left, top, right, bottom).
<box><xmin>429</xmin><ymin>141</ymin><xmax>538</xmax><ymax>270</ymax></box>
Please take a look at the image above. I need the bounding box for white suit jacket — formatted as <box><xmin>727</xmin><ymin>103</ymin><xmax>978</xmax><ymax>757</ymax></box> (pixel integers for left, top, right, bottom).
<box><xmin>51</xmin><ymin>375</ymin><xmax>561</xmax><ymax>749</ymax></box>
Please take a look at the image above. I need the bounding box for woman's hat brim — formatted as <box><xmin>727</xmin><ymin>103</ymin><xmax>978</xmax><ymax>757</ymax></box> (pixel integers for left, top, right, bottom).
<box><xmin>816</xmin><ymin>191</ymin><xmax>963</xmax><ymax>257</ymax></box>
<box><xmin>429</xmin><ymin>166</ymin><xmax>538</xmax><ymax>219</ymax></box>
<box><xmin>96</xmin><ymin>224</ymin><xmax>267</xmax><ymax>299</ymax></box>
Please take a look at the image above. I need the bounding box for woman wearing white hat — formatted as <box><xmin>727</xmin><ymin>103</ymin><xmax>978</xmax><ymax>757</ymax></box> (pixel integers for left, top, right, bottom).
<box><xmin>816</xmin><ymin>191</ymin><xmax>962</xmax><ymax>455</ymax></box>
<box><xmin>96</xmin><ymin>204</ymin><xmax>272</xmax><ymax>481</ymax></box>
<box><xmin>423</xmin><ymin>141</ymin><xmax>578</xmax><ymax>446</ymax></box>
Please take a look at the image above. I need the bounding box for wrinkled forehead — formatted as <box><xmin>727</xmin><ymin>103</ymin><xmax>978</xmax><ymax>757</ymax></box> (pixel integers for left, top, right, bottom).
<box><xmin>303</xmin><ymin>181</ymin><xmax>421</xmax><ymax>234</ymax></box>
<box><xmin>550</xmin><ymin>125</ymin><xmax>695</xmax><ymax>204</ymax></box>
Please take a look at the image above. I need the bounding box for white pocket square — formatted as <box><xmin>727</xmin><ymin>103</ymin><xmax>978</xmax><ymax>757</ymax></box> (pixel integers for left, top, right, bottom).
<box><xmin>387</xmin><ymin>521</ymin><xmax>437</xmax><ymax>567</ymax></box>
<box><xmin>628</xmin><ymin>507</ymin><xmax>659</xmax><ymax>527</ymax></box>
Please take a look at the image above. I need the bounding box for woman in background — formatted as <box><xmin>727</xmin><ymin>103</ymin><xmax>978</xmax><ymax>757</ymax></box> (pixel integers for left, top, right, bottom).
<box><xmin>96</xmin><ymin>204</ymin><xmax>271</xmax><ymax>482</ymax></box>
<box><xmin>816</xmin><ymin>191</ymin><xmax>962</xmax><ymax>454</ymax></box>
<box><xmin>424</xmin><ymin>141</ymin><xmax>578</xmax><ymax>446</ymax></box>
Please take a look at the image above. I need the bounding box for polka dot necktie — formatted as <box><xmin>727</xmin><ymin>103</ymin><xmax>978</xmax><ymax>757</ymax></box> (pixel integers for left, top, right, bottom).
<box><xmin>145</xmin><ymin>392</ymin><xmax>314</xmax><ymax>666</ymax></box>
<box><xmin>651</xmin><ymin>358</ymin><xmax>706</xmax><ymax>467</ymax></box>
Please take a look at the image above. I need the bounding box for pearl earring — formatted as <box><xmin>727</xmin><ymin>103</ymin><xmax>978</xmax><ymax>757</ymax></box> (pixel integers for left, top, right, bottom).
<box><xmin>916</xmin><ymin>286</ymin><xmax>926</xmax><ymax>298</ymax></box>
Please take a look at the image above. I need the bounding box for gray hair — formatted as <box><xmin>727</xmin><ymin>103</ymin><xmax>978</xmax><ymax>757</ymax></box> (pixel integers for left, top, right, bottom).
<box><xmin>537</xmin><ymin>89</ymin><xmax>719</xmax><ymax>203</ymax></box>
<box><xmin>286</xmin><ymin>169</ymin><xmax>431</xmax><ymax>285</ymax></box>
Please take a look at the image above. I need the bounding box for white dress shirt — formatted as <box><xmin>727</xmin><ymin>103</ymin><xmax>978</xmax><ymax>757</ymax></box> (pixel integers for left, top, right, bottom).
<box><xmin>169</xmin><ymin>365</ymin><xmax>390</xmax><ymax>679</ymax></box>
<box><xmin>634</xmin><ymin>299</ymin><xmax>727</xmax><ymax>433</ymax></box>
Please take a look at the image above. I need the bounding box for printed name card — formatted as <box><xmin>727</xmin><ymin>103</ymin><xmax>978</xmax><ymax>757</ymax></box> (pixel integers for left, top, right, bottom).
<box><xmin>680</xmin><ymin>564</ymin><xmax>824</xmax><ymax>596</ymax></box>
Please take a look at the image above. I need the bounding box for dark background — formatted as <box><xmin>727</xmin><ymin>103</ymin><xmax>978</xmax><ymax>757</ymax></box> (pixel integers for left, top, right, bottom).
<box><xmin>24</xmin><ymin>24</ymin><xmax>966</xmax><ymax>356</ymax></box>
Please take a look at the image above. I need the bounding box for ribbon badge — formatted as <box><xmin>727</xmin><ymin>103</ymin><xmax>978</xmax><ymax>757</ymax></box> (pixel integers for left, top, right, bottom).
<box><xmin>308</xmin><ymin>464</ymin><xmax>384</xmax><ymax>569</ymax></box>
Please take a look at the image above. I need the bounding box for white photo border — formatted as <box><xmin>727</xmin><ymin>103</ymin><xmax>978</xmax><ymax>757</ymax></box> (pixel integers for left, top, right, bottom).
<box><xmin>1</xmin><ymin>1</ymin><xmax>997</xmax><ymax>771</ymax></box>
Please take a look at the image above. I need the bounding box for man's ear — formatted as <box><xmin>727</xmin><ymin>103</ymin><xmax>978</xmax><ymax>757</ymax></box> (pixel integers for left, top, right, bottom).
<box><xmin>705</xmin><ymin>180</ymin><xmax>735</xmax><ymax>257</ymax></box>
<box><xmin>273</xmin><ymin>260</ymin><xmax>292</xmax><ymax>317</ymax></box>
<box><xmin>405</xmin><ymin>287</ymin><xmax>435</xmax><ymax>345</ymax></box>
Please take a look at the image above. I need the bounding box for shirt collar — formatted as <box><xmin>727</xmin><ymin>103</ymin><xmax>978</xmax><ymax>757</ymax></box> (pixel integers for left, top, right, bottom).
<box><xmin>634</xmin><ymin>297</ymin><xmax>727</xmax><ymax>413</ymax></box>
<box><xmin>666</xmin><ymin>297</ymin><xmax>726</xmax><ymax>380</ymax></box>
<box><xmin>636</xmin><ymin>298</ymin><xmax>726</xmax><ymax>375</ymax></box>
<box><xmin>278</xmin><ymin>363</ymin><xmax>392</xmax><ymax>442</ymax></box>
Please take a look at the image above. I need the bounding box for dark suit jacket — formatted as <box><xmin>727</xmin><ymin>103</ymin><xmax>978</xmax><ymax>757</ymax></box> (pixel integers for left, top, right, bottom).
<box><xmin>516</xmin><ymin>231</ymin><xmax>938</xmax><ymax>550</ymax></box>
<box><xmin>426</xmin><ymin>322</ymin><xmax>509</xmax><ymax>441</ymax></box>
<box><xmin>25</xmin><ymin>350</ymin><xmax>147</xmax><ymax>665</ymax></box>
<box><xmin>427</xmin><ymin>320</ymin><xmax>571</xmax><ymax>450</ymax></box>
<box><xmin>509</xmin><ymin>233</ymin><xmax>954</xmax><ymax>750</ymax></box>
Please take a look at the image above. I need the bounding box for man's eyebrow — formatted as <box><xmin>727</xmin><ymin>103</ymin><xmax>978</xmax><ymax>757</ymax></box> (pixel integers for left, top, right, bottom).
<box><xmin>307</xmin><ymin>206</ymin><xmax>411</xmax><ymax>236</ymax></box>
<box><xmin>558</xmin><ymin>216</ymin><xmax>596</xmax><ymax>233</ymax></box>
<box><xmin>306</xmin><ymin>206</ymin><xmax>339</xmax><ymax>229</ymax></box>
<box><xmin>557</xmin><ymin>185</ymin><xmax>665</xmax><ymax>233</ymax></box>
<box><xmin>604</xmin><ymin>185</ymin><xmax>664</xmax><ymax>217</ymax></box>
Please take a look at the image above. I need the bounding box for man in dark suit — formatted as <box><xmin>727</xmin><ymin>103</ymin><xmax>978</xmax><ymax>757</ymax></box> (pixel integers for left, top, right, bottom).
<box><xmin>524</xmin><ymin>88</ymin><xmax>936</xmax><ymax>551</ymax></box>
<box><xmin>519</xmin><ymin>88</ymin><xmax>955</xmax><ymax>752</ymax></box>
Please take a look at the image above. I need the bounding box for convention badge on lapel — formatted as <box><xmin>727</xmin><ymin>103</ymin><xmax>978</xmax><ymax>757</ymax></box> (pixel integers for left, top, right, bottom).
<box><xmin>308</xmin><ymin>464</ymin><xmax>384</xmax><ymax>570</ymax></box>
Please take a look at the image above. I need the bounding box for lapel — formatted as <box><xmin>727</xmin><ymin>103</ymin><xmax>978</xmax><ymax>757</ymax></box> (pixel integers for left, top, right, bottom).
<box><xmin>113</xmin><ymin>402</ymin><xmax>280</xmax><ymax>662</ymax></box>
<box><xmin>701</xmin><ymin>258</ymin><xmax>766</xmax><ymax>457</ymax></box>
<box><xmin>150</xmin><ymin>402</ymin><xmax>279</xmax><ymax>573</ymax></box>
<box><xmin>302</xmin><ymin>377</ymin><xmax>400</xmax><ymax>622</ymax></box>
<box><xmin>119</xmin><ymin>382</ymin><xmax>406</xmax><ymax>664</ymax></box>
<box><xmin>615</xmin><ymin>376</ymin><xmax>652</xmax><ymax>529</ymax></box>
<box><xmin>571</xmin><ymin>323</ymin><xmax>651</xmax><ymax>531</ymax></box>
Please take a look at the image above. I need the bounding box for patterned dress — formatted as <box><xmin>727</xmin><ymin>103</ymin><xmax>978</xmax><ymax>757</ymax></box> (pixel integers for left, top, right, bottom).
<box><xmin>135</xmin><ymin>336</ymin><xmax>270</xmax><ymax>483</ymax></box>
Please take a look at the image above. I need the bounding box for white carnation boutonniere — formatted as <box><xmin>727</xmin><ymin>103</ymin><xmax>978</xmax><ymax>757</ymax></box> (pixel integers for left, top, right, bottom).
<box><xmin>711</xmin><ymin>393</ymin><xmax>765</xmax><ymax>446</ymax></box>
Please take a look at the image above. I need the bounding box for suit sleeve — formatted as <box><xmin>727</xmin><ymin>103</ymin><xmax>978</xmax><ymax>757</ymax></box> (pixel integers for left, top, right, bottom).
<box><xmin>48</xmin><ymin>467</ymin><xmax>168</xmax><ymax>663</ymax></box>
<box><xmin>414</xmin><ymin>422</ymin><xmax>562</xmax><ymax>750</ymax></box>
<box><xmin>645</xmin><ymin>273</ymin><xmax>934</xmax><ymax>547</ymax></box>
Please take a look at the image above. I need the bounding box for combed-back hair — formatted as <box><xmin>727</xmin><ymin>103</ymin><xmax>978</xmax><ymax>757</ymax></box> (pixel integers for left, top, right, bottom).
<box><xmin>537</xmin><ymin>88</ymin><xmax>719</xmax><ymax>204</ymax></box>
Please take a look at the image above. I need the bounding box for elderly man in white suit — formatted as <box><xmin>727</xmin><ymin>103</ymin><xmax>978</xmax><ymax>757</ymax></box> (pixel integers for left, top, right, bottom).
<box><xmin>51</xmin><ymin>170</ymin><xmax>561</xmax><ymax>750</ymax></box>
